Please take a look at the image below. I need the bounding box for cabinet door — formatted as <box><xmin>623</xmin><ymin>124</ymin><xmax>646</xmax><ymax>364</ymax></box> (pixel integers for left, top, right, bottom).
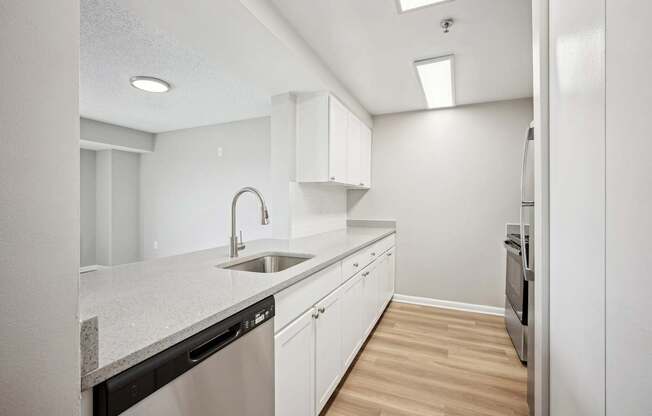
<box><xmin>275</xmin><ymin>308</ymin><xmax>316</xmax><ymax>416</ymax></box>
<box><xmin>340</xmin><ymin>273</ymin><xmax>364</xmax><ymax>369</ymax></box>
<box><xmin>328</xmin><ymin>96</ymin><xmax>348</xmax><ymax>183</ymax></box>
<box><xmin>315</xmin><ymin>288</ymin><xmax>343</xmax><ymax>413</ymax></box>
<box><xmin>386</xmin><ymin>248</ymin><xmax>396</xmax><ymax>305</ymax></box>
<box><xmin>378</xmin><ymin>248</ymin><xmax>395</xmax><ymax>311</ymax></box>
<box><xmin>362</xmin><ymin>262</ymin><xmax>380</xmax><ymax>337</ymax></box>
<box><xmin>359</xmin><ymin>124</ymin><xmax>372</xmax><ymax>188</ymax></box>
<box><xmin>376</xmin><ymin>254</ymin><xmax>389</xmax><ymax>313</ymax></box>
<box><xmin>346</xmin><ymin>112</ymin><xmax>361</xmax><ymax>186</ymax></box>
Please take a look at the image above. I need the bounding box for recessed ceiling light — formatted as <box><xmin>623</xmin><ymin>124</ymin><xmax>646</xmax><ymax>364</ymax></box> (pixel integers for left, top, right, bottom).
<box><xmin>398</xmin><ymin>0</ymin><xmax>453</xmax><ymax>13</ymax></box>
<box><xmin>415</xmin><ymin>55</ymin><xmax>455</xmax><ymax>109</ymax></box>
<box><xmin>129</xmin><ymin>76</ymin><xmax>171</xmax><ymax>93</ymax></box>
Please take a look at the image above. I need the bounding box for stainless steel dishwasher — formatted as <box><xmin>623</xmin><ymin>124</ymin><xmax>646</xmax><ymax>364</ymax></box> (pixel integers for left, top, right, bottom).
<box><xmin>93</xmin><ymin>296</ymin><xmax>275</xmax><ymax>416</ymax></box>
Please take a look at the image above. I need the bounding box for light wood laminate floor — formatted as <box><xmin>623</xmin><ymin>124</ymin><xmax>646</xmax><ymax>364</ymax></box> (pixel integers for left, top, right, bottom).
<box><xmin>322</xmin><ymin>302</ymin><xmax>528</xmax><ymax>416</ymax></box>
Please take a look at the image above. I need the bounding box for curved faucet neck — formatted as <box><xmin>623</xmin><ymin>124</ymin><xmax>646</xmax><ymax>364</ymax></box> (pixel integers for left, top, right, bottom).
<box><xmin>230</xmin><ymin>187</ymin><xmax>270</xmax><ymax>257</ymax></box>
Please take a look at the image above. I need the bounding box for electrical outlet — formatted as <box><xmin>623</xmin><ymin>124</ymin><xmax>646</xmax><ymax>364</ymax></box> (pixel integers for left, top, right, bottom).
<box><xmin>217</xmin><ymin>147</ymin><xmax>223</xmax><ymax>157</ymax></box>
<box><xmin>153</xmin><ymin>241</ymin><xmax>158</xmax><ymax>250</ymax></box>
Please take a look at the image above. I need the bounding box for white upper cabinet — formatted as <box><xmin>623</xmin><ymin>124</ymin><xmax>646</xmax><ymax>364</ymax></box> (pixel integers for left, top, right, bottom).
<box><xmin>346</xmin><ymin>112</ymin><xmax>362</xmax><ymax>186</ymax></box>
<box><xmin>359</xmin><ymin>123</ymin><xmax>372</xmax><ymax>188</ymax></box>
<box><xmin>296</xmin><ymin>93</ymin><xmax>372</xmax><ymax>188</ymax></box>
<box><xmin>328</xmin><ymin>97</ymin><xmax>349</xmax><ymax>183</ymax></box>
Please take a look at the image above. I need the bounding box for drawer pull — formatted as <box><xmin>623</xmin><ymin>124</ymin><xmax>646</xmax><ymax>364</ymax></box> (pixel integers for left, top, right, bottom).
<box><xmin>387</xmin><ymin>253</ymin><xmax>393</xmax><ymax>257</ymax></box>
<box><xmin>362</xmin><ymin>271</ymin><xmax>370</xmax><ymax>277</ymax></box>
<box><xmin>318</xmin><ymin>306</ymin><xmax>326</xmax><ymax>314</ymax></box>
<box><xmin>371</xmin><ymin>252</ymin><xmax>376</xmax><ymax>256</ymax></box>
<box><xmin>353</xmin><ymin>262</ymin><xmax>359</xmax><ymax>268</ymax></box>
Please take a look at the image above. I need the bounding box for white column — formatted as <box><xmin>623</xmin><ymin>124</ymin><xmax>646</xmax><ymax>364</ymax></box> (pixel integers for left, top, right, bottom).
<box><xmin>549</xmin><ymin>0</ymin><xmax>606</xmax><ymax>414</ymax></box>
<box><xmin>270</xmin><ymin>93</ymin><xmax>297</xmax><ymax>239</ymax></box>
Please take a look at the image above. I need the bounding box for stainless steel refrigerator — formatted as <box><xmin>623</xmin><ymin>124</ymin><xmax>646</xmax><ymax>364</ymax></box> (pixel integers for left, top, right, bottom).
<box><xmin>520</xmin><ymin>122</ymin><xmax>535</xmax><ymax>416</ymax></box>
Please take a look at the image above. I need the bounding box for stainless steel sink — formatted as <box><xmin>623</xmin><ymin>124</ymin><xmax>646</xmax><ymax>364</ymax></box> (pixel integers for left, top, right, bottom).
<box><xmin>217</xmin><ymin>252</ymin><xmax>314</xmax><ymax>274</ymax></box>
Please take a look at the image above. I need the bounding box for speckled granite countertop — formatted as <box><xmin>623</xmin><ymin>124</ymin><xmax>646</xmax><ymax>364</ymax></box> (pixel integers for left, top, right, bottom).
<box><xmin>80</xmin><ymin>226</ymin><xmax>395</xmax><ymax>390</ymax></box>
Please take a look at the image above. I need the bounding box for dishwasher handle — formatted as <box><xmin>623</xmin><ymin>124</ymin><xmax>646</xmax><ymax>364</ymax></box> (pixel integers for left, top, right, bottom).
<box><xmin>189</xmin><ymin>322</ymin><xmax>241</xmax><ymax>362</ymax></box>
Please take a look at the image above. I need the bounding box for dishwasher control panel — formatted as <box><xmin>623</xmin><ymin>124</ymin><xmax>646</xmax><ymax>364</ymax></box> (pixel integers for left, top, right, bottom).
<box><xmin>242</xmin><ymin>302</ymin><xmax>274</xmax><ymax>332</ymax></box>
<box><xmin>93</xmin><ymin>296</ymin><xmax>275</xmax><ymax>416</ymax></box>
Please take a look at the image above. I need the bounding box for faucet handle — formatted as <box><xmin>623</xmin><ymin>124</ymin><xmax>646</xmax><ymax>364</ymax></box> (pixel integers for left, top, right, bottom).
<box><xmin>237</xmin><ymin>230</ymin><xmax>246</xmax><ymax>250</ymax></box>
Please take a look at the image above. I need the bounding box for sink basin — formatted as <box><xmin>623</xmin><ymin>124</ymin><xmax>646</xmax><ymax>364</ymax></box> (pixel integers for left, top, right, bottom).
<box><xmin>217</xmin><ymin>252</ymin><xmax>314</xmax><ymax>274</ymax></box>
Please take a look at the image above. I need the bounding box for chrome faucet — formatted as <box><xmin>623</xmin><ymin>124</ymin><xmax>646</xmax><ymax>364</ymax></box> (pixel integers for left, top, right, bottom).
<box><xmin>230</xmin><ymin>187</ymin><xmax>270</xmax><ymax>258</ymax></box>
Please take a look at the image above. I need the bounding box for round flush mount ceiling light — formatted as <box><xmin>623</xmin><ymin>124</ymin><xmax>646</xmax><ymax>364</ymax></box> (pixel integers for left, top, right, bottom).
<box><xmin>129</xmin><ymin>76</ymin><xmax>171</xmax><ymax>93</ymax></box>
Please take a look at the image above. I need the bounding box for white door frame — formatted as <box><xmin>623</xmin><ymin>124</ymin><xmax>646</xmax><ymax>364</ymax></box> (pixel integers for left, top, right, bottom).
<box><xmin>532</xmin><ymin>0</ymin><xmax>550</xmax><ymax>415</ymax></box>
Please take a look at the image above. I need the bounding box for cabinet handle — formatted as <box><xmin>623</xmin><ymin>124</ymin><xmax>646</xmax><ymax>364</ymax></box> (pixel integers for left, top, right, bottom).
<box><xmin>330</xmin><ymin>176</ymin><xmax>336</xmax><ymax>181</ymax></box>
<box><xmin>353</xmin><ymin>262</ymin><xmax>359</xmax><ymax>268</ymax></box>
<box><xmin>318</xmin><ymin>306</ymin><xmax>326</xmax><ymax>314</ymax></box>
<box><xmin>312</xmin><ymin>311</ymin><xmax>320</xmax><ymax>319</ymax></box>
<box><xmin>362</xmin><ymin>271</ymin><xmax>370</xmax><ymax>277</ymax></box>
<box><xmin>359</xmin><ymin>182</ymin><xmax>364</xmax><ymax>186</ymax></box>
<box><xmin>371</xmin><ymin>252</ymin><xmax>376</xmax><ymax>256</ymax></box>
<box><xmin>387</xmin><ymin>253</ymin><xmax>392</xmax><ymax>257</ymax></box>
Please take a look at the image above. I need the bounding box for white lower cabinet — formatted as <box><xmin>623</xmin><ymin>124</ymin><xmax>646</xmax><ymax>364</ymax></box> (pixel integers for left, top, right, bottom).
<box><xmin>362</xmin><ymin>261</ymin><xmax>381</xmax><ymax>337</ymax></box>
<box><xmin>275</xmin><ymin>236</ymin><xmax>396</xmax><ymax>416</ymax></box>
<box><xmin>275</xmin><ymin>308</ymin><xmax>315</xmax><ymax>416</ymax></box>
<box><xmin>340</xmin><ymin>273</ymin><xmax>364</xmax><ymax>369</ymax></box>
<box><xmin>377</xmin><ymin>247</ymin><xmax>396</xmax><ymax>313</ymax></box>
<box><xmin>385</xmin><ymin>248</ymin><xmax>396</xmax><ymax>306</ymax></box>
<box><xmin>315</xmin><ymin>288</ymin><xmax>343</xmax><ymax>413</ymax></box>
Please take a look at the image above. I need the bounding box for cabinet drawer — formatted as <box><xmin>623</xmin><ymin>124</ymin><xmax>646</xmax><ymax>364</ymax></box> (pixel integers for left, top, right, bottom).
<box><xmin>373</xmin><ymin>234</ymin><xmax>396</xmax><ymax>256</ymax></box>
<box><xmin>275</xmin><ymin>263</ymin><xmax>342</xmax><ymax>333</ymax></box>
<box><xmin>342</xmin><ymin>251</ymin><xmax>365</xmax><ymax>281</ymax></box>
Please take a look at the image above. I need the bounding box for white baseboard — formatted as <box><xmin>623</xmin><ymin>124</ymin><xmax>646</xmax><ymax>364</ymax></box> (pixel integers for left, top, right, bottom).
<box><xmin>80</xmin><ymin>265</ymin><xmax>103</xmax><ymax>273</ymax></box>
<box><xmin>392</xmin><ymin>294</ymin><xmax>504</xmax><ymax>316</ymax></box>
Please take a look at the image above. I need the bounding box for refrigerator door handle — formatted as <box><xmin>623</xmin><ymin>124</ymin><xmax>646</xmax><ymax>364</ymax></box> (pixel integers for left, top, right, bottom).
<box><xmin>520</xmin><ymin>126</ymin><xmax>534</xmax><ymax>281</ymax></box>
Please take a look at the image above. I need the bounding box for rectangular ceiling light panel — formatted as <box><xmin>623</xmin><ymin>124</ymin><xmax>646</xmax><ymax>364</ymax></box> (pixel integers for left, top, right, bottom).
<box><xmin>415</xmin><ymin>55</ymin><xmax>455</xmax><ymax>109</ymax></box>
<box><xmin>398</xmin><ymin>0</ymin><xmax>453</xmax><ymax>13</ymax></box>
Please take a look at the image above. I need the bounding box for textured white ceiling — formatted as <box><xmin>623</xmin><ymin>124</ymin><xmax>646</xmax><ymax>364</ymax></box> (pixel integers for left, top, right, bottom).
<box><xmin>271</xmin><ymin>0</ymin><xmax>534</xmax><ymax>114</ymax></box>
<box><xmin>80</xmin><ymin>0</ymin><xmax>323</xmax><ymax>133</ymax></box>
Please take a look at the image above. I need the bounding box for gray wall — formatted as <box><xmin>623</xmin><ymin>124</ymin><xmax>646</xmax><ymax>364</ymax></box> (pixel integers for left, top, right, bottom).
<box><xmin>95</xmin><ymin>150</ymin><xmax>112</xmax><ymax>265</ymax></box>
<box><xmin>348</xmin><ymin>98</ymin><xmax>533</xmax><ymax>308</ymax></box>
<box><xmin>80</xmin><ymin>117</ymin><xmax>155</xmax><ymax>152</ymax></box>
<box><xmin>81</xmin><ymin>149</ymin><xmax>97</xmax><ymax>266</ymax></box>
<box><xmin>93</xmin><ymin>149</ymin><xmax>142</xmax><ymax>266</ymax></box>
<box><xmin>0</xmin><ymin>0</ymin><xmax>81</xmax><ymax>414</ymax></box>
<box><xmin>111</xmin><ymin>150</ymin><xmax>141</xmax><ymax>265</ymax></box>
<box><xmin>141</xmin><ymin>117</ymin><xmax>272</xmax><ymax>259</ymax></box>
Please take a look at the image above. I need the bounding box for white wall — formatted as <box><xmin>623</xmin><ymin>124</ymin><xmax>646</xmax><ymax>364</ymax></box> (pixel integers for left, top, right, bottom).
<box><xmin>81</xmin><ymin>149</ymin><xmax>97</xmax><ymax>267</ymax></box>
<box><xmin>549</xmin><ymin>0</ymin><xmax>606</xmax><ymax>414</ymax></box>
<box><xmin>605</xmin><ymin>1</ymin><xmax>652</xmax><ymax>412</ymax></box>
<box><xmin>347</xmin><ymin>98</ymin><xmax>533</xmax><ymax>308</ymax></box>
<box><xmin>290</xmin><ymin>183</ymin><xmax>347</xmax><ymax>238</ymax></box>
<box><xmin>141</xmin><ymin>117</ymin><xmax>272</xmax><ymax>259</ymax></box>
<box><xmin>0</xmin><ymin>0</ymin><xmax>81</xmax><ymax>414</ymax></box>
